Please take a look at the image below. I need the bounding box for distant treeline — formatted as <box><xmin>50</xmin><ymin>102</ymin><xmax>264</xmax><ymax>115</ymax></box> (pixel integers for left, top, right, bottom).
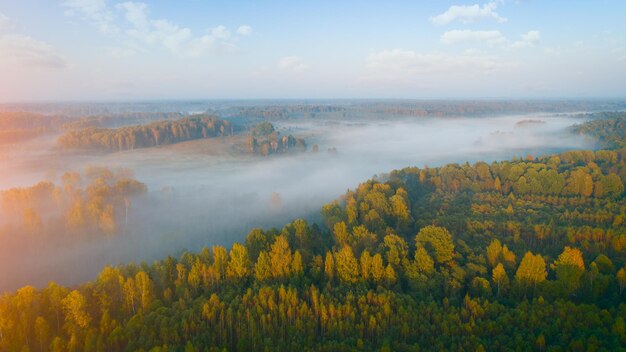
<box><xmin>0</xmin><ymin>111</ymin><xmax>67</xmax><ymax>131</ymax></box>
<box><xmin>223</xmin><ymin>100</ymin><xmax>626</xmax><ymax>120</ymax></box>
<box><xmin>58</xmin><ymin>115</ymin><xmax>233</xmax><ymax>151</ymax></box>
<box><xmin>62</xmin><ymin>112</ymin><xmax>185</xmax><ymax>130</ymax></box>
<box><xmin>0</xmin><ymin>112</ymin><xmax>68</xmax><ymax>144</ymax></box>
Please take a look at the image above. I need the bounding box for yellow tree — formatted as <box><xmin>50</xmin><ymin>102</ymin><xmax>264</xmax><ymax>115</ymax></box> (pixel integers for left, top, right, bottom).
<box><xmin>212</xmin><ymin>246</ymin><xmax>228</xmax><ymax>282</ymax></box>
<box><xmin>370</xmin><ymin>253</ymin><xmax>385</xmax><ymax>284</ymax></box>
<box><xmin>492</xmin><ymin>263</ymin><xmax>508</xmax><ymax>296</ymax></box>
<box><xmin>135</xmin><ymin>271</ymin><xmax>154</xmax><ymax>311</ymax></box>
<box><xmin>415</xmin><ymin>226</ymin><xmax>455</xmax><ymax>265</ymax></box>
<box><xmin>360</xmin><ymin>250</ymin><xmax>373</xmax><ymax>282</ymax></box>
<box><xmin>502</xmin><ymin>245</ymin><xmax>517</xmax><ymax>271</ymax></box>
<box><xmin>335</xmin><ymin>246</ymin><xmax>359</xmax><ymax>284</ymax></box>
<box><xmin>62</xmin><ymin>290</ymin><xmax>91</xmax><ymax>330</ymax></box>
<box><xmin>270</xmin><ymin>236</ymin><xmax>293</xmax><ymax>279</ymax></box>
<box><xmin>291</xmin><ymin>250</ymin><xmax>304</xmax><ymax>276</ymax></box>
<box><xmin>226</xmin><ymin>243</ymin><xmax>251</xmax><ymax>281</ymax></box>
<box><xmin>324</xmin><ymin>251</ymin><xmax>335</xmax><ymax>282</ymax></box>
<box><xmin>34</xmin><ymin>316</ymin><xmax>50</xmax><ymax>352</ymax></box>
<box><xmin>333</xmin><ymin>222</ymin><xmax>350</xmax><ymax>247</ymax></box>
<box><xmin>486</xmin><ymin>239</ymin><xmax>502</xmax><ymax>268</ymax></box>
<box><xmin>414</xmin><ymin>247</ymin><xmax>434</xmax><ymax>275</ymax></box>
<box><xmin>254</xmin><ymin>251</ymin><xmax>272</xmax><ymax>282</ymax></box>
<box><xmin>515</xmin><ymin>251</ymin><xmax>547</xmax><ymax>294</ymax></box>
<box><xmin>383</xmin><ymin>234</ymin><xmax>409</xmax><ymax>269</ymax></box>
<box><xmin>551</xmin><ymin>246</ymin><xmax>585</xmax><ymax>296</ymax></box>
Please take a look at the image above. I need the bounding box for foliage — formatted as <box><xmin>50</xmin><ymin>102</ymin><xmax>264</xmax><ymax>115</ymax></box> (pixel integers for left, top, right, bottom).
<box><xmin>2</xmin><ymin>120</ymin><xmax>626</xmax><ymax>350</ymax></box>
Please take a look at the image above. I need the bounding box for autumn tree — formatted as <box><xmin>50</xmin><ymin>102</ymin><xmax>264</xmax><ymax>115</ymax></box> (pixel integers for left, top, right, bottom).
<box><xmin>515</xmin><ymin>251</ymin><xmax>547</xmax><ymax>294</ymax></box>
<box><xmin>226</xmin><ymin>243</ymin><xmax>251</xmax><ymax>281</ymax></box>
<box><xmin>415</xmin><ymin>226</ymin><xmax>455</xmax><ymax>265</ymax></box>
<box><xmin>492</xmin><ymin>263</ymin><xmax>508</xmax><ymax>296</ymax></box>
<box><xmin>335</xmin><ymin>246</ymin><xmax>359</xmax><ymax>284</ymax></box>
<box><xmin>551</xmin><ymin>246</ymin><xmax>585</xmax><ymax>296</ymax></box>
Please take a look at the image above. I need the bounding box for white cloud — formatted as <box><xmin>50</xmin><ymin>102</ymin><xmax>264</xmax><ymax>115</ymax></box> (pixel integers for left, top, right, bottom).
<box><xmin>211</xmin><ymin>25</ymin><xmax>230</xmax><ymax>39</ymax></box>
<box><xmin>511</xmin><ymin>30</ymin><xmax>540</xmax><ymax>49</ymax></box>
<box><xmin>63</xmin><ymin>1</ymin><xmax>247</xmax><ymax>57</ymax></box>
<box><xmin>278</xmin><ymin>56</ymin><xmax>309</xmax><ymax>71</ymax></box>
<box><xmin>114</xmin><ymin>1</ymin><xmax>239</xmax><ymax>57</ymax></box>
<box><xmin>237</xmin><ymin>25</ymin><xmax>252</xmax><ymax>36</ymax></box>
<box><xmin>116</xmin><ymin>1</ymin><xmax>149</xmax><ymax>30</ymax></box>
<box><xmin>366</xmin><ymin>49</ymin><xmax>512</xmax><ymax>76</ymax></box>
<box><xmin>0</xmin><ymin>34</ymin><xmax>67</xmax><ymax>68</ymax></box>
<box><xmin>0</xmin><ymin>12</ymin><xmax>15</xmax><ymax>30</ymax></box>
<box><xmin>430</xmin><ymin>2</ymin><xmax>506</xmax><ymax>25</ymax></box>
<box><xmin>62</xmin><ymin>0</ymin><xmax>117</xmax><ymax>34</ymax></box>
<box><xmin>441</xmin><ymin>30</ymin><xmax>506</xmax><ymax>45</ymax></box>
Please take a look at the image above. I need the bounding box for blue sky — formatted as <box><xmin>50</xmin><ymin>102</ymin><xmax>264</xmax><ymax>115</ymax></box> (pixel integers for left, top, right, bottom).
<box><xmin>0</xmin><ymin>0</ymin><xmax>625</xmax><ymax>101</ymax></box>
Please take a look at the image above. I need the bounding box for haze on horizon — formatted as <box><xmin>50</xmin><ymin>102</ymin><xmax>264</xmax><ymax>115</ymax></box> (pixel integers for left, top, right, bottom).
<box><xmin>1</xmin><ymin>0</ymin><xmax>626</xmax><ymax>102</ymax></box>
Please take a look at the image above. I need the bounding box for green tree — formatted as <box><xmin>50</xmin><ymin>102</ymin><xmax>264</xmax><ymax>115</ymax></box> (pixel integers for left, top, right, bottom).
<box><xmin>617</xmin><ymin>266</ymin><xmax>626</xmax><ymax>295</ymax></box>
<box><xmin>551</xmin><ymin>246</ymin><xmax>585</xmax><ymax>296</ymax></box>
<box><xmin>383</xmin><ymin>234</ymin><xmax>408</xmax><ymax>268</ymax></box>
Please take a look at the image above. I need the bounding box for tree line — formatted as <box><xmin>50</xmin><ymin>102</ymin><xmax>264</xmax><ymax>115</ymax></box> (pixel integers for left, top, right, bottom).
<box><xmin>58</xmin><ymin>116</ymin><xmax>233</xmax><ymax>151</ymax></box>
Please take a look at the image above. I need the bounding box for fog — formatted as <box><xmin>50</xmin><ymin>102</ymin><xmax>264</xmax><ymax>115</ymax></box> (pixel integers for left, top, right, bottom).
<box><xmin>0</xmin><ymin>113</ymin><xmax>595</xmax><ymax>292</ymax></box>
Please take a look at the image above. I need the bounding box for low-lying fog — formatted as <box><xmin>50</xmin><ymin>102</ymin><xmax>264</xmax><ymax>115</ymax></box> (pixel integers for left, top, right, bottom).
<box><xmin>0</xmin><ymin>114</ymin><xmax>594</xmax><ymax>291</ymax></box>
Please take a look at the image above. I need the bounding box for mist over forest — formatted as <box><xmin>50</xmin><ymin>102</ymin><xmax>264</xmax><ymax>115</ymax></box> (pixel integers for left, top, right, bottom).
<box><xmin>0</xmin><ymin>101</ymin><xmax>607</xmax><ymax>291</ymax></box>
<box><xmin>3</xmin><ymin>0</ymin><xmax>626</xmax><ymax>349</ymax></box>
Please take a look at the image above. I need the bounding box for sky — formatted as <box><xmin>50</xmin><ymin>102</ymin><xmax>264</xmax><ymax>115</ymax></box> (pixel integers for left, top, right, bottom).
<box><xmin>0</xmin><ymin>0</ymin><xmax>625</xmax><ymax>101</ymax></box>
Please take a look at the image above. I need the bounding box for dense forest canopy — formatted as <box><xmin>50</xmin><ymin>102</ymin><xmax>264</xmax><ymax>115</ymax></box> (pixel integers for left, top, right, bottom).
<box><xmin>1</xmin><ymin>115</ymin><xmax>626</xmax><ymax>351</ymax></box>
<box><xmin>57</xmin><ymin>116</ymin><xmax>233</xmax><ymax>151</ymax></box>
<box><xmin>572</xmin><ymin>112</ymin><xmax>626</xmax><ymax>149</ymax></box>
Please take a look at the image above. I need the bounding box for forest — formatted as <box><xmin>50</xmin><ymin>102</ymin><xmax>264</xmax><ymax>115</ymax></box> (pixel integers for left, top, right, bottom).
<box><xmin>572</xmin><ymin>113</ymin><xmax>626</xmax><ymax>149</ymax></box>
<box><xmin>247</xmin><ymin>122</ymin><xmax>307</xmax><ymax>156</ymax></box>
<box><xmin>0</xmin><ymin>116</ymin><xmax>625</xmax><ymax>351</ymax></box>
<box><xmin>57</xmin><ymin>116</ymin><xmax>233</xmax><ymax>151</ymax></box>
